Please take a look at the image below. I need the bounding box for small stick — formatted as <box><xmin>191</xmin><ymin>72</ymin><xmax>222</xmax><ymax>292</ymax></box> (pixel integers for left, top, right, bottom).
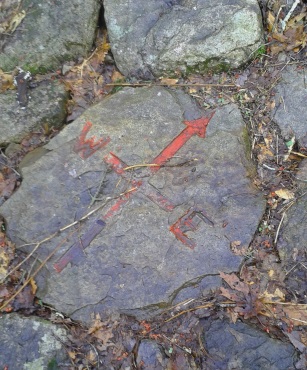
<box><xmin>274</xmin><ymin>212</ymin><xmax>285</xmax><ymax>244</ymax></box>
<box><xmin>88</xmin><ymin>170</ymin><xmax>106</xmax><ymax>208</ymax></box>
<box><xmin>0</xmin><ymin>229</ymin><xmax>76</xmax><ymax>311</ymax></box>
<box><xmin>105</xmin><ymin>82</ymin><xmax>236</xmax><ymax>88</ymax></box>
<box><xmin>124</xmin><ymin>163</ymin><xmax>159</xmax><ymax>171</ymax></box>
<box><xmin>1</xmin><ymin>196</ymin><xmax>115</xmax><ymax>283</ymax></box>
<box><xmin>281</xmin><ymin>0</ymin><xmax>300</xmax><ymax>31</ymax></box>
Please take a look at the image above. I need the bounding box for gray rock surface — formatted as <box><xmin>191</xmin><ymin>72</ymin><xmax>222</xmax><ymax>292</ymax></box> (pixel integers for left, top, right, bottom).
<box><xmin>0</xmin><ymin>80</ymin><xmax>68</xmax><ymax>146</ymax></box>
<box><xmin>137</xmin><ymin>340</ymin><xmax>165</xmax><ymax>369</ymax></box>
<box><xmin>278</xmin><ymin>161</ymin><xmax>307</xmax><ymax>297</ymax></box>
<box><xmin>104</xmin><ymin>0</ymin><xmax>263</xmax><ymax>78</ymax></box>
<box><xmin>0</xmin><ymin>0</ymin><xmax>100</xmax><ymax>73</ymax></box>
<box><xmin>0</xmin><ymin>87</ymin><xmax>265</xmax><ymax>323</ymax></box>
<box><xmin>272</xmin><ymin>65</ymin><xmax>307</xmax><ymax>149</ymax></box>
<box><xmin>202</xmin><ymin>319</ymin><xmax>297</xmax><ymax>369</ymax></box>
<box><xmin>0</xmin><ymin>313</ymin><xmax>69</xmax><ymax>369</ymax></box>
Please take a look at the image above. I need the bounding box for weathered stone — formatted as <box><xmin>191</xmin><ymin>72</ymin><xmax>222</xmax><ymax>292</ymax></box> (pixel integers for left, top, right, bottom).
<box><xmin>0</xmin><ymin>313</ymin><xmax>69</xmax><ymax>369</ymax></box>
<box><xmin>0</xmin><ymin>80</ymin><xmax>68</xmax><ymax>146</ymax></box>
<box><xmin>272</xmin><ymin>65</ymin><xmax>307</xmax><ymax>149</ymax></box>
<box><xmin>0</xmin><ymin>87</ymin><xmax>265</xmax><ymax>323</ymax></box>
<box><xmin>202</xmin><ymin>319</ymin><xmax>297</xmax><ymax>369</ymax></box>
<box><xmin>104</xmin><ymin>0</ymin><xmax>263</xmax><ymax>78</ymax></box>
<box><xmin>136</xmin><ymin>340</ymin><xmax>165</xmax><ymax>369</ymax></box>
<box><xmin>0</xmin><ymin>0</ymin><xmax>100</xmax><ymax>73</ymax></box>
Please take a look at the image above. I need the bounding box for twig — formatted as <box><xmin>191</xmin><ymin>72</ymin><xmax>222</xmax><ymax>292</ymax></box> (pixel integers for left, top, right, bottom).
<box><xmin>161</xmin><ymin>334</ymin><xmax>192</xmax><ymax>354</ymax></box>
<box><xmin>0</xmin><ymin>196</ymin><xmax>115</xmax><ymax>283</ymax></box>
<box><xmin>105</xmin><ymin>82</ymin><xmax>236</xmax><ymax>88</ymax></box>
<box><xmin>281</xmin><ymin>0</ymin><xmax>300</xmax><ymax>31</ymax></box>
<box><xmin>124</xmin><ymin>163</ymin><xmax>160</xmax><ymax>171</ymax></box>
<box><xmin>88</xmin><ymin>170</ymin><xmax>107</xmax><ymax>208</ymax></box>
<box><xmin>274</xmin><ymin>212</ymin><xmax>285</xmax><ymax>244</ymax></box>
<box><xmin>164</xmin><ymin>303</ymin><xmax>213</xmax><ymax>322</ymax></box>
<box><xmin>0</xmin><ymin>159</ymin><xmax>21</xmax><ymax>177</ymax></box>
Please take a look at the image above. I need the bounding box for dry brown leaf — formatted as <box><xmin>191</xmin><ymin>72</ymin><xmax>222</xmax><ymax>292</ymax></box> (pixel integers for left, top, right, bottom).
<box><xmin>267</xmin><ymin>11</ymin><xmax>275</xmax><ymax>32</ymax></box>
<box><xmin>0</xmin><ymin>69</ymin><xmax>15</xmax><ymax>92</ymax></box>
<box><xmin>160</xmin><ymin>78</ymin><xmax>178</xmax><ymax>85</ymax></box>
<box><xmin>283</xmin><ymin>305</ymin><xmax>307</xmax><ymax>326</ymax></box>
<box><xmin>220</xmin><ymin>272</ymin><xmax>249</xmax><ymax>295</ymax></box>
<box><xmin>275</xmin><ymin>188</ymin><xmax>295</xmax><ymax>200</ymax></box>
<box><xmin>86</xmin><ymin>350</ymin><xmax>96</xmax><ymax>362</ymax></box>
<box><xmin>68</xmin><ymin>351</ymin><xmax>76</xmax><ymax>360</ymax></box>
<box><xmin>272</xmin><ymin>32</ymin><xmax>288</xmax><ymax>43</ymax></box>
<box><xmin>93</xmin><ymin>327</ymin><xmax>114</xmax><ymax>344</ymax></box>
<box><xmin>111</xmin><ymin>70</ymin><xmax>125</xmax><ymax>82</ymax></box>
<box><xmin>287</xmin><ymin>12</ymin><xmax>307</xmax><ymax>29</ymax></box>
<box><xmin>261</xmin><ymin>288</ymin><xmax>285</xmax><ymax>302</ymax></box>
<box><xmin>30</xmin><ymin>277</ymin><xmax>37</xmax><ymax>295</ymax></box>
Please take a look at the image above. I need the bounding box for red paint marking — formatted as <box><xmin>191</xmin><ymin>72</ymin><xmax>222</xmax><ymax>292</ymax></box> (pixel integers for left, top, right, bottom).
<box><xmin>74</xmin><ymin>122</ymin><xmax>110</xmax><ymax>159</ymax></box>
<box><xmin>54</xmin><ymin>112</ymin><xmax>215</xmax><ymax>271</ymax></box>
<box><xmin>170</xmin><ymin>207</ymin><xmax>214</xmax><ymax>249</ymax></box>
<box><xmin>152</xmin><ymin>112</ymin><xmax>215</xmax><ymax>168</ymax></box>
<box><xmin>104</xmin><ymin>152</ymin><xmax>175</xmax><ymax>211</ymax></box>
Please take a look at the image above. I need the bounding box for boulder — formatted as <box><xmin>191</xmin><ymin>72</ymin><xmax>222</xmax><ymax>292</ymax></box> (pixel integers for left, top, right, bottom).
<box><xmin>0</xmin><ymin>87</ymin><xmax>265</xmax><ymax>323</ymax></box>
<box><xmin>0</xmin><ymin>0</ymin><xmax>101</xmax><ymax>73</ymax></box>
<box><xmin>104</xmin><ymin>0</ymin><xmax>263</xmax><ymax>78</ymax></box>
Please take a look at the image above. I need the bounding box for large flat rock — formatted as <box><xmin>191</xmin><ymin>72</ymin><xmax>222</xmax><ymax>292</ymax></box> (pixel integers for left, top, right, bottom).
<box><xmin>272</xmin><ymin>65</ymin><xmax>307</xmax><ymax>150</ymax></box>
<box><xmin>0</xmin><ymin>0</ymin><xmax>100</xmax><ymax>73</ymax></box>
<box><xmin>104</xmin><ymin>0</ymin><xmax>263</xmax><ymax>78</ymax></box>
<box><xmin>0</xmin><ymin>87</ymin><xmax>265</xmax><ymax>323</ymax></box>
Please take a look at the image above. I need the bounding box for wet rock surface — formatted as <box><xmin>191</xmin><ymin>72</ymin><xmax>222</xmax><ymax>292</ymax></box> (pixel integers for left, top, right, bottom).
<box><xmin>202</xmin><ymin>319</ymin><xmax>298</xmax><ymax>370</ymax></box>
<box><xmin>272</xmin><ymin>65</ymin><xmax>307</xmax><ymax>149</ymax></box>
<box><xmin>0</xmin><ymin>80</ymin><xmax>68</xmax><ymax>146</ymax></box>
<box><xmin>104</xmin><ymin>0</ymin><xmax>263</xmax><ymax>78</ymax></box>
<box><xmin>0</xmin><ymin>0</ymin><xmax>100</xmax><ymax>72</ymax></box>
<box><xmin>0</xmin><ymin>87</ymin><xmax>265</xmax><ymax>323</ymax></box>
<box><xmin>0</xmin><ymin>313</ymin><xmax>69</xmax><ymax>369</ymax></box>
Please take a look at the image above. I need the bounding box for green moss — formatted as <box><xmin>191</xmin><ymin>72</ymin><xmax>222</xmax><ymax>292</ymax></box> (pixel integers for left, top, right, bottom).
<box><xmin>47</xmin><ymin>358</ymin><xmax>59</xmax><ymax>370</ymax></box>
<box><xmin>22</xmin><ymin>63</ymin><xmax>49</xmax><ymax>75</ymax></box>
<box><xmin>185</xmin><ymin>59</ymin><xmax>231</xmax><ymax>75</ymax></box>
<box><xmin>241</xmin><ymin>126</ymin><xmax>256</xmax><ymax>178</ymax></box>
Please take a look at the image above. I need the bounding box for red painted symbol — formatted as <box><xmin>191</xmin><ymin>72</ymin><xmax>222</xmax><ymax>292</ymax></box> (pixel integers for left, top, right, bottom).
<box><xmin>54</xmin><ymin>112</ymin><xmax>215</xmax><ymax>272</ymax></box>
<box><xmin>170</xmin><ymin>207</ymin><xmax>214</xmax><ymax>249</ymax></box>
<box><xmin>74</xmin><ymin>121</ymin><xmax>110</xmax><ymax>159</ymax></box>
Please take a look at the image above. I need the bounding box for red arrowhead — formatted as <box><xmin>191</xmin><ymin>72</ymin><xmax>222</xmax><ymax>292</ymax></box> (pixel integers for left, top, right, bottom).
<box><xmin>184</xmin><ymin>111</ymin><xmax>215</xmax><ymax>138</ymax></box>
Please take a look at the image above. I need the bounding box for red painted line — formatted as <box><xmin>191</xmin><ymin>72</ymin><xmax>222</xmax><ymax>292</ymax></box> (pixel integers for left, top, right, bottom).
<box><xmin>74</xmin><ymin>122</ymin><xmax>110</xmax><ymax>159</ymax></box>
<box><xmin>169</xmin><ymin>208</ymin><xmax>197</xmax><ymax>249</ymax></box>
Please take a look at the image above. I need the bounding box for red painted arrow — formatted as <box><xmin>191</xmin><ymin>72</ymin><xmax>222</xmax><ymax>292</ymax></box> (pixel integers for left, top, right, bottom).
<box><xmin>54</xmin><ymin>111</ymin><xmax>215</xmax><ymax>272</ymax></box>
<box><xmin>152</xmin><ymin>111</ymin><xmax>215</xmax><ymax>168</ymax></box>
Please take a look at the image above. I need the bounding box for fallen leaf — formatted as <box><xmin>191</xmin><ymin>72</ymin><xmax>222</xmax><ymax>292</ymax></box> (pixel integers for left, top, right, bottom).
<box><xmin>267</xmin><ymin>11</ymin><xmax>275</xmax><ymax>32</ymax></box>
<box><xmin>220</xmin><ymin>272</ymin><xmax>249</xmax><ymax>295</ymax></box>
<box><xmin>282</xmin><ymin>305</ymin><xmax>307</xmax><ymax>326</ymax></box>
<box><xmin>30</xmin><ymin>277</ymin><xmax>37</xmax><ymax>295</ymax></box>
<box><xmin>261</xmin><ymin>287</ymin><xmax>285</xmax><ymax>302</ymax></box>
<box><xmin>160</xmin><ymin>78</ymin><xmax>178</xmax><ymax>85</ymax></box>
<box><xmin>111</xmin><ymin>70</ymin><xmax>125</xmax><ymax>83</ymax></box>
<box><xmin>0</xmin><ymin>69</ymin><xmax>15</xmax><ymax>92</ymax></box>
<box><xmin>275</xmin><ymin>188</ymin><xmax>295</xmax><ymax>200</ymax></box>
